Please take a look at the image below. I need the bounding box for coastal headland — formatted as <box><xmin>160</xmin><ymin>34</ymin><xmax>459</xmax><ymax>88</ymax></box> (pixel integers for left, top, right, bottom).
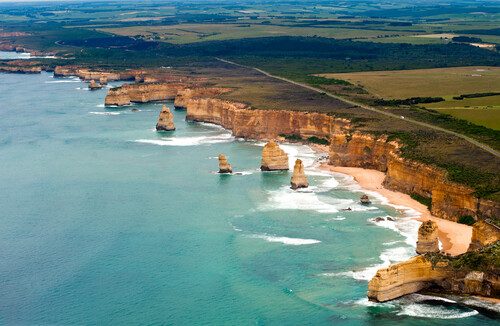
<box><xmin>1</xmin><ymin>58</ymin><xmax>499</xmax><ymax>303</ymax></box>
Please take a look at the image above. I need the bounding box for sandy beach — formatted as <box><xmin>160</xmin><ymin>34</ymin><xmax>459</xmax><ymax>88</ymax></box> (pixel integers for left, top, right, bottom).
<box><xmin>319</xmin><ymin>163</ymin><xmax>472</xmax><ymax>256</ymax></box>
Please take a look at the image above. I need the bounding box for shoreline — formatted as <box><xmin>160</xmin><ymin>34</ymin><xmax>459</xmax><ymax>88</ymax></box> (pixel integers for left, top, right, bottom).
<box><xmin>308</xmin><ymin>140</ymin><xmax>473</xmax><ymax>256</ymax></box>
<box><xmin>317</xmin><ymin>163</ymin><xmax>472</xmax><ymax>256</ymax></box>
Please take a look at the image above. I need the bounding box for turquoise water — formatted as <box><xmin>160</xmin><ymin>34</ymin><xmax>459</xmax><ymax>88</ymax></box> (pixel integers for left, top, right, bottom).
<box><xmin>0</xmin><ymin>69</ymin><xmax>498</xmax><ymax>325</ymax></box>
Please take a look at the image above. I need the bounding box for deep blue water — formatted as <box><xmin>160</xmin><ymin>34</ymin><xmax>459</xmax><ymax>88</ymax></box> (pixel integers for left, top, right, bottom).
<box><xmin>0</xmin><ymin>67</ymin><xmax>498</xmax><ymax>324</ymax></box>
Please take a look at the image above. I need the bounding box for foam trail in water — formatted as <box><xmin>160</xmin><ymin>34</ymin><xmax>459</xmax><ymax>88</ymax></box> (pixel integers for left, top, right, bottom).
<box><xmin>247</xmin><ymin>234</ymin><xmax>321</xmax><ymax>245</ymax></box>
<box><xmin>133</xmin><ymin>133</ymin><xmax>234</xmax><ymax>147</ymax></box>
<box><xmin>89</xmin><ymin>111</ymin><xmax>120</xmax><ymax>115</ymax></box>
<box><xmin>260</xmin><ymin>186</ymin><xmax>348</xmax><ymax>213</ymax></box>
<box><xmin>397</xmin><ymin>303</ymin><xmax>478</xmax><ymax>319</ymax></box>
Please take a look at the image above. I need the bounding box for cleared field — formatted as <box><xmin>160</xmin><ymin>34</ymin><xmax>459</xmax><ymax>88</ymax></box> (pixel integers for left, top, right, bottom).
<box><xmin>356</xmin><ymin>33</ymin><xmax>500</xmax><ymax>45</ymax></box>
<box><xmin>319</xmin><ymin>66</ymin><xmax>500</xmax><ymax>99</ymax></box>
<box><xmin>98</xmin><ymin>23</ymin><xmax>416</xmax><ymax>44</ymax></box>
<box><xmin>426</xmin><ymin>95</ymin><xmax>500</xmax><ymax>109</ymax></box>
<box><xmin>435</xmin><ymin>108</ymin><xmax>500</xmax><ymax>130</ymax></box>
<box><xmin>356</xmin><ymin>36</ymin><xmax>449</xmax><ymax>45</ymax></box>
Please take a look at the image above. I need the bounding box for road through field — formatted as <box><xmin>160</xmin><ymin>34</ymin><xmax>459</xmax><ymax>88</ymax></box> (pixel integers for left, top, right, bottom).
<box><xmin>216</xmin><ymin>58</ymin><xmax>500</xmax><ymax>158</ymax></box>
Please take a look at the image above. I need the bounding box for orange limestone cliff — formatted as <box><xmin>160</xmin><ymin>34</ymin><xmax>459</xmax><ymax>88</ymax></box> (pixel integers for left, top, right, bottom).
<box><xmin>329</xmin><ymin>130</ymin><xmax>500</xmax><ymax>222</ymax></box>
<box><xmin>218</xmin><ymin>154</ymin><xmax>232</xmax><ymax>174</ymax></box>
<box><xmin>185</xmin><ymin>97</ymin><xmax>350</xmax><ymax>140</ymax></box>
<box><xmin>416</xmin><ymin>221</ymin><xmax>440</xmax><ymax>254</ymax></box>
<box><xmin>291</xmin><ymin>159</ymin><xmax>308</xmax><ymax>189</ymax></box>
<box><xmin>0</xmin><ymin>65</ymin><xmax>42</xmax><ymax>73</ymax></box>
<box><xmin>468</xmin><ymin>221</ymin><xmax>500</xmax><ymax>251</ymax></box>
<box><xmin>105</xmin><ymin>83</ymin><xmax>191</xmax><ymax>106</ymax></box>
<box><xmin>156</xmin><ymin>106</ymin><xmax>176</xmax><ymax>131</ymax></box>
<box><xmin>261</xmin><ymin>142</ymin><xmax>289</xmax><ymax>171</ymax></box>
<box><xmin>54</xmin><ymin>66</ymin><xmax>135</xmax><ymax>81</ymax></box>
<box><xmin>367</xmin><ymin>256</ymin><xmax>451</xmax><ymax>302</ymax></box>
<box><xmin>174</xmin><ymin>87</ymin><xmax>233</xmax><ymax>109</ymax></box>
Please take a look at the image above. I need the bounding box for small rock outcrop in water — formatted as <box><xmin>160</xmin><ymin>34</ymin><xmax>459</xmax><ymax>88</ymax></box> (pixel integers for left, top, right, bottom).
<box><xmin>416</xmin><ymin>220</ymin><xmax>439</xmax><ymax>254</ymax></box>
<box><xmin>88</xmin><ymin>80</ymin><xmax>102</xmax><ymax>90</ymax></box>
<box><xmin>290</xmin><ymin>159</ymin><xmax>308</xmax><ymax>189</ymax></box>
<box><xmin>360</xmin><ymin>194</ymin><xmax>371</xmax><ymax>204</ymax></box>
<box><xmin>261</xmin><ymin>142</ymin><xmax>289</xmax><ymax>171</ymax></box>
<box><xmin>218</xmin><ymin>154</ymin><xmax>232</xmax><ymax>174</ymax></box>
<box><xmin>156</xmin><ymin>105</ymin><xmax>176</xmax><ymax>131</ymax></box>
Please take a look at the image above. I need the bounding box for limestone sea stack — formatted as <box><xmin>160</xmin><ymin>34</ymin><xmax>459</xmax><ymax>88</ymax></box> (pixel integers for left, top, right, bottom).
<box><xmin>261</xmin><ymin>142</ymin><xmax>289</xmax><ymax>171</ymax></box>
<box><xmin>290</xmin><ymin>159</ymin><xmax>308</xmax><ymax>189</ymax></box>
<box><xmin>88</xmin><ymin>80</ymin><xmax>102</xmax><ymax>90</ymax></box>
<box><xmin>416</xmin><ymin>220</ymin><xmax>439</xmax><ymax>254</ymax></box>
<box><xmin>218</xmin><ymin>154</ymin><xmax>232</xmax><ymax>174</ymax></box>
<box><xmin>99</xmin><ymin>76</ymin><xmax>108</xmax><ymax>85</ymax></box>
<box><xmin>156</xmin><ymin>105</ymin><xmax>176</xmax><ymax>131</ymax></box>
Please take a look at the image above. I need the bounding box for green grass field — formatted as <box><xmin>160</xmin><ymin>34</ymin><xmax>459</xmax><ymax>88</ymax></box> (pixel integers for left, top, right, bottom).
<box><xmin>426</xmin><ymin>95</ymin><xmax>500</xmax><ymax>109</ymax></box>
<box><xmin>320</xmin><ymin>66</ymin><xmax>500</xmax><ymax>99</ymax></box>
<box><xmin>435</xmin><ymin>108</ymin><xmax>500</xmax><ymax>130</ymax></box>
<box><xmin>97</xmin><ymin>23</ymin><xmax>416</xmax><ymax>44</ymax></box>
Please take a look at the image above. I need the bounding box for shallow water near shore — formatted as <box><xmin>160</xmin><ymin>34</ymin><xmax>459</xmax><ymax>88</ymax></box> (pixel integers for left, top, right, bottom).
<box><xmin>0</xmin><ymin>72</ymin><xmax>497</xmax><ymax>325</ymax></box>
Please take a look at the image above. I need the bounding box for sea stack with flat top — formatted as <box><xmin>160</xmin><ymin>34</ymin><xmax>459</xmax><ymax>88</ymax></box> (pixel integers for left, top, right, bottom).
<box><xmin>218</xmin><ymin>154</ymin><xmax>232</xmax><ymax>174</ymax></box>
<box><xmin>88</xmin><ymin>80</ymin><xmax>102</xmax><ymax>90</ymax></box>
<box><xmin>416</xmin><ymin>220</ymin><xmax>439</xmax><ymax>254</ymax></box>
<box><xmin>291</xmin><ymin>159</ymin><xmax>308</xmax><ymax>189</ymax></box>
<box><xmin>156</xmin><ymin>105</ymin><xmax>176</xmax><ymax>131</ymax></box>
<box><xmin>261</xmin><ymin>141</ymin><xmax>289</xmax><ymax>171</ymax></box>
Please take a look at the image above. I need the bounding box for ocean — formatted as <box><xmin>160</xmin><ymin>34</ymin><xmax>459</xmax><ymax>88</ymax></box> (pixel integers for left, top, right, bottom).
<box><xmin>0</xmin><ymin>52</ymin><xmax>498</xmax><ymax>325</ymax></box>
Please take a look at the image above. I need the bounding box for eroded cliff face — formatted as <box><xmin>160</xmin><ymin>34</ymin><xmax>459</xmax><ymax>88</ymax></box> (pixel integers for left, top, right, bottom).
<box><xmin>105</xmin><ymin>83</ymin><xmax>191</xmax><ymax>106</ymax></box>
<box><xmin>174</xmin><ymin>87</ymin><xmax>233</xmax><ymax>109</ymax></box>
<box><xmin>329</xmin><ymin>131</ymin><xmax>500</xmax><ymax>221</ymax></box>
<box><xmin>367</xmin><ymin>253</ymin><xmax>500</xmax><ymax>302</ymax></box>
<box><xmin>54</xmin><ymin>66</ymin><xmax>134</xmax><ymax>81</ymax></box>
<box><xmin>468</xmin><ymin>221</ymin><xmax>500</xmax><ymax>251</ymax></box>
<box><xmin>0</xmin><ymin>65</ymin><xmax>42</xmax><ymax>73</ymax></box>
<box><xmin>105</xmin><ymin>85</ymin><xmax>131</xmax><ymax>106</ymax></box>
<box><xmin>185</xmin><ymin>97</ymin><xmax>350</xmax><ymax>140</ymax></box>
<box><xmin>329</xmin><ymin>131</ymin><xmax>395</xmax><ymax>171</ymax></box>
<box><xmin>367</xmin><ymin>256</ymin><xmax>451</xmax><ymax>302</ymax></box>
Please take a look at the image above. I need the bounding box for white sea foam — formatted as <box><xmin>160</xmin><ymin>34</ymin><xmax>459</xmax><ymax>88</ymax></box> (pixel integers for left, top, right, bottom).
<box><xmin>327</xmin><ymin>216</ymin><xmax>346</xmax><ymax>221</ymax></box>
<box><xmin>397</xmin><ymin>303</ymin><xmax>478</xmax><ymax>319</ymax></box>
<box><xmin>248</xmin><ymin>234</ymin><xmax>321</xmax><ymax>245</ymax></box>
<box><xmin>280</xmin><ymin>143</ymin><xmax>317</xmax><ymax>168</ymax></box>
<box><xmin>45</xmin><ymin>80</ymin><xmax>81</xmax><ymax>83</ymax></box>
<box><xmin>234</xmin><ymin>170</ymin><xmax>255</xmax><ymax>176</ymax></box>
<box><xmin>403</xmin><ymin>294</ymin><xmax>456</xmax><ymax>304</ymax></box>
<box><xmin>196</xmin><ymin>122</ymin><xmax>226</xmax><ymax>130</ymax></box>
<box><xmin>133</xmin><ymin>133</ymin><xmax>234</xmax><ymax>147</ymax></box>
<box><xmin>95</xmin><ymin>104</ymin><xmax>105</xmax><ymax>108</ymax></box>
<box><xmin>89</xmin><ymin>111</ymin><xmax>120</xmax><ymax>115</ymax></box>
<box><xmin>260</xmin><ymin>187</ymin><xmax>344</xmax><ymax>213</ymax></box>
<box><xmin>460</xmin><ymin>296</ymin><xmax>500</xmax><ymax>313</ymax></box>
<box><xmin>352</xmin><ymin>297</ymin><xmax>395</xmax><ymax>307</ymax></box>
